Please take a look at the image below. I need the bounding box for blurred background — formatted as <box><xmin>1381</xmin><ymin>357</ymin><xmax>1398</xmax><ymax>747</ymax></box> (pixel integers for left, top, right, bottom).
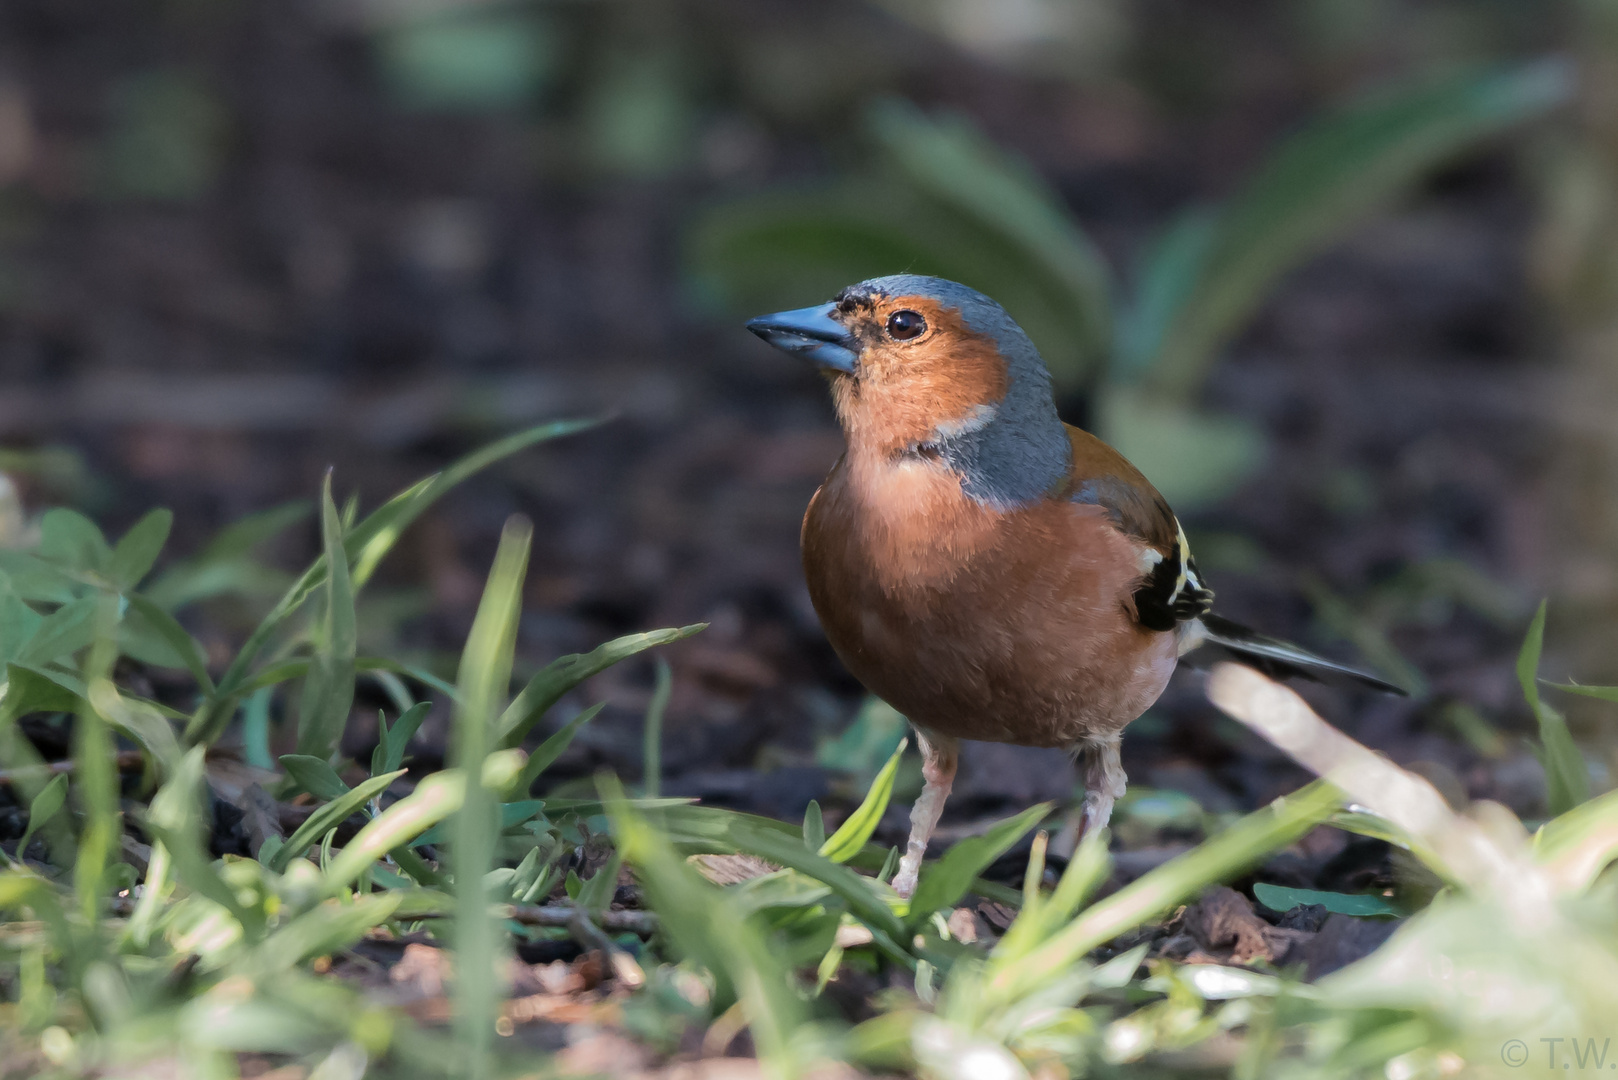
<box><xmin>2</xmin><ymin>0</ymin><xmax>1615</xmax><ymax>842</ymax></box>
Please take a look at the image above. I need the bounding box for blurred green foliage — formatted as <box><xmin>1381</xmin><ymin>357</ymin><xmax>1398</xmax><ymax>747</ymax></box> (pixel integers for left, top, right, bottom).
<box><xmin>691</xmin><ymin>61</ymin><xmax>1570</xmax><ymax>507</ymax></box>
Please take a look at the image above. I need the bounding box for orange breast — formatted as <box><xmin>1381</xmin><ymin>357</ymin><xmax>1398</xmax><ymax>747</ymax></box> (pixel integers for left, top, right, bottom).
<box><xmin>801</xmin><ymin>448</ymin><xmax>1178</xmax><ymax>747</ymax></box>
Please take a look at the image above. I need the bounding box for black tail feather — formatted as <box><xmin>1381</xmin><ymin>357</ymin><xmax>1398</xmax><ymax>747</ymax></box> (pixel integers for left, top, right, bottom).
<box><xmin>1184</xmin><ymin>613</ymin><xmax>1409</xmax><ymax>696</ymax></box>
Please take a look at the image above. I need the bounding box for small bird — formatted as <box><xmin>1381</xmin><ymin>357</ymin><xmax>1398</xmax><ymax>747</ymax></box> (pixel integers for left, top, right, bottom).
<box><xmin>747</xmin><ymin>275</ymin><xmax>1404</xmax><ymax>899</ymax></box>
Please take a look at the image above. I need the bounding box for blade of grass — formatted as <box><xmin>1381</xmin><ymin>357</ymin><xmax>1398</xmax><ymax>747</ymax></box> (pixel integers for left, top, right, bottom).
<box><xmin>295</xmin><ymin>473</ymin><xmax>357</xmax><ymax>760</ymax></box>
<box><xmin>504</xmin><ymin>702</ymin><xmax>604</xmax><ymax>799</ymax></box>
<box><xmin>987</xmin><ymin>781</ymin><xmax>1340</xmax><ymax>1003</ymax></box>
<box><xmin>272</xmin><ymin>770</ymin><xmax>406</xmax><ymax>872</ymax></box>
<box><xmin>452</xmin><ymin>515</ymin><xmax>532</xmax><ymax>1079</ymax></box>
<box><xmin>497</xmin><ymin>624</ymin><xmax>704</xmax><ymax>747</ymax></box>
<box><xmin>1517</xmin><ymin>600</ymin><xmax>1590</xmax><ymax>814</ymax></box>
<box><xmin>820</xmin><ymin>738</ymin><xmax>907</xmax><ymax>863</ymax></box>
<box><xmin>73</xmin><ymin>600</ymin><xmax>121</xmax><ymax>921</ymax></box>
<box><xmin>643</xmin><ymin>658</ymin><xmax>671</xmax><ymax>799</ymax></box>
<box><xmin>109</xmin><ymin>509</ymin><xmax>173</xmax><ymax>590</ymax></box>
<box><xmin>191</xmin><ymin>420</ymin><xmax>594</xmax><ymax>745</ymax></box>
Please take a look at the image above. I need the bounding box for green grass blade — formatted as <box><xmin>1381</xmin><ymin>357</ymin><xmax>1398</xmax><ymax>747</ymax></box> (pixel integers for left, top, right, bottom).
<box><xmin>1517</xmin><ymin>599</ymin><xmax>1590</xmax><ymax>814</ymax></box>
<box><xmin>73</xmin><ymin>599</ymin><xmax>122</xmax><ymax>921</ymax></box>
<box><xmin>373</xmin><ymin>701</ymin><xmax>431</xmax><ymax>777</ymax></box>
<box><xmin>819</xmin><ymin>738</ymin><xmax>907</xmax><ymax>864</ymax></box>
<box><xmin>987</xmin><ymin>780</ymin><xmax>1340</xmax><ymax>1004</ymax></box>
<box><xmin>497</xmin><ymin>624</ymin><xmax>705</xmax><ymax>748</ymax></box>
<box><xmin>278</xmin><ymin>754</ymin><xmax>350</xmax><ymax>800</ymax></box>
<box><xmin>193</xmin><ymin>421</ymin><xmax>592</xmax><ymax>745</ymax></box>
<box><xmin>505</xmin><ymin>702</ymin><xmax>604</xmax><ymax>799</ymax></box>
<box><xmin>320</xmin><ymin>769</ymin><xmax>472</xmax><ymax>892</ymax></box>
<box><xmin>906</xmin><ymin>802</ymin><xmax>1052</xmax><ymax>928</ymax></box>
<box><xmin>295</xmin><ymin>473</ymin><xmax>357</xmax><ymax>759</ymax></box>
<box><xmin>643</xmin><ymin>657</ymin><xmax>671</xmax><ymax>799</ymax></box>
<box><xmin>272</xmin><ymin>769</ymin><xmax>407</xmax><ymax>872</ymax></box>
<box><xmin>451</xmin><ymin>515</ymin><xmax>532</xmax><ymax>1078</ymax></box>
<box><xmin>604</xmin><ymin>776</ymin><xmax>809</xmax><ymax>1076</ymax></box>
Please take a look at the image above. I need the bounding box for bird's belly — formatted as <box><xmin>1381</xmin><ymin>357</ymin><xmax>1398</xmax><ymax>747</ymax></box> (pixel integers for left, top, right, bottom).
<box><xmin>802</xmin><ymin>470</ymin><xmax>1178</xmax><ymax>748</ymax></box>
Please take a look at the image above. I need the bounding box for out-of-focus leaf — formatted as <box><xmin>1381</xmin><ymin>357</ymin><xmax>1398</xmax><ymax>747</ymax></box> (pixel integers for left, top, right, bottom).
<box><xmin>123</xmin><ymin>594</ymin><xmax>214</xmax><ymax>692</ymax></box>
<box><xmin>19</xmin><ymin>596</ymin><xmax>99</xmax><ymax>667</ymax></box>
<box><xmin>0</xmin><ymin>551</ymin><xmax>78</xmax><ymax>604</ymax></box>
<box><xmin>642</xmin><ymin>658</ymin><xmax>671</xmax><ymax>799</ymax></box>
<box><xmin>451</xmin><ymin>517</ymin><xmax>531</xmax><ymax>1076</ymax></box>
<box><xmin>576</xmin><ymin>847</ymin><xmax>623</xmax><ymax>916</ymax></box>
<box><xmin>272</xmin><ymin>770</ymin><xmax>406</xmax><ymax>873</ymax></box>
<box><xmin>1534</xmin><ymin>785</ymin><xmax>1618</xmax><ymax>894</ymax></box>
<box><xmin>88</xmin><ymin>677</ymin><xmax>181</xmax><ymax>774</ymax></box>
<box><xmin>1253</xmin><ymin>882</ymin><xmax>1402</xmax><ymax>917</ymax></box>
<box><xmin>1095</xmin><ymin>385</ymin><xmax>1267</xmax><ymax>511</ymax></box>
<box><xmin>296</xmin><ymin>475</ymin><xmax>357</xmax><ymax>760</ymax></box>
<box><xmin>1548</xmin><ymin>681</ymin><xmax>1618</xmax><ymax>703</ymax></box>
<box><xmin>16</xmin><ymin>773</ymin><xmax>68</xmax><ymax>857</ymax></box>
<box><xmin>1517</xmin><ymin>600</ymin><xmax>1590</xmax><ymax>814</ymax></box>
<box><xmin>101</xmin><ymin>69</ymin><xmax>229</xmax><ymax>202</ymax></box>
<box><xmin>907</xmin><ymin>803</ymin><xmax>1051</xmax><ymax>928</ymax></box>
<box><xmin>109</xmin><ymin>509</ymin><xmax>172</xmax><ymax>589</ymax></box>
<box><xmin>142</xmin><ymin>749</ymin><xmax>261</xmax><ymax>936</ymax></box>
<box><xmin>0</xmin><ymin>593</ymin><xmax>44</xmax><ymax>663</ymax></box>
<box><xmin>604</xmin><ymin>777</ymin><xmax>810</xmax><ymax>1072</ymax></box>
<box><xmin>1137</xmin><ymin>58</ymin><xmax>1572</xmax><ymax>396</ymax></box>
<box><xmin>279</xmin><ymin>755</ymin><xmax>350</xmax><ymax>802</ymax></box>
<box><xmin>866</xmin><ymin>98</ymin><xmax>1113</xmax><ymax>370</ymax></box>
<box><xmin>497</xmin><ymin>625</ymin><xmax>704</xmax><ymax>747</ymax></box>
<box><xmin>144</xmin><ymin>501</ymin><xmax>309</xmax><ymax>610</ymax></box>
<box><xmin>376</xmin><ymin>9</ymin><xmax>555</xmax><ymax>113</ymax></box>
<box><xmin>817</xmin><ymin>696</ymin><xmax>908</xmax><ymax>779</ymax></box>
<box><xmin>250</xmin><ymin>894</ymin><xmax>403</xmax><ymax>975</ymax></box>
<box><xmin>820</xmin><ymin>738</ymin><xmax>907</xmax><ymax>864</ymax></box>
<box><xmin>802</xmin><ymin>801</ymin><xmax>826</xmax><ymax>852</ymax></box>
<box><xmin>410</xmin><ymin>799</ymin><xmax>545</xmax><ymax>848</ymax></box>
<box><xmin>37</xmin><ymin>508</ymin><xmax>111</xmax><ymax>574</ymax></box>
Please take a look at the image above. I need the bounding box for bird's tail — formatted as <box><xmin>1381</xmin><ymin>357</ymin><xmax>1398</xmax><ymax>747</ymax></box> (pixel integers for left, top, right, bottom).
<box><xmin>1180</xmin><ymin>613</ymin><xmax>1408</xmax><ymax>696</ymax></box>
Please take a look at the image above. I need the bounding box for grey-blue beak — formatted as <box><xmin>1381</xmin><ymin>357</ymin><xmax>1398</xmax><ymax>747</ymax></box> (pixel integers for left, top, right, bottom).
<box><xmin>746</xmin><ymin>302</ymin><xmax>859</xmax><ymax>374</ymax></box>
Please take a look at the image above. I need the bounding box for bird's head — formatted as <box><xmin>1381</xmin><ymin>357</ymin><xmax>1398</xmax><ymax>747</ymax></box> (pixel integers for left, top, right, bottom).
<box><xmin>747</xmin><ymin>275</ymin><xmax>1071</xmax><ymax>505</ymax></box>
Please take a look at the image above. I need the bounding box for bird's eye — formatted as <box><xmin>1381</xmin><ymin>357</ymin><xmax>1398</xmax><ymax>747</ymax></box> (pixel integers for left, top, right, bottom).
<box><xmin>885</xmin><ymin>310</ymin><xmax>926</xmax><ymax>341</ymax></box>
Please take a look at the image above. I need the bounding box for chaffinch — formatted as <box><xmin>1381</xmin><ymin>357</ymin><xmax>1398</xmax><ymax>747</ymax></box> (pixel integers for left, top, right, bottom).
<box><xmin>747</xmin><ymin>275</ymin><xmax>1403</xmax><ymax>898</ymax></box>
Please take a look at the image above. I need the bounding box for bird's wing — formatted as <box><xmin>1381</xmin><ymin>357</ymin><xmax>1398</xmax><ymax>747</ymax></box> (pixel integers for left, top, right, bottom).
<box><xmin>1062</xmin><ymin>425</ymin><xmax>1214</xmax><ymax>633</ymax></box>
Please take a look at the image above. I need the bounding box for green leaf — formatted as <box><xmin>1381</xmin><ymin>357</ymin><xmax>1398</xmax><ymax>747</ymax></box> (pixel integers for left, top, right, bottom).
<box><xmin>802</xmin><ymin>801</ymin><xmax>826</xmax><ymax>852</ymax></box>
<box><xmin>279</xmin><ymin>754</ymin><xmax>350</xmax><ymax>801</ymax></box>
<box><xmin>1136</xmin><ymin>59</ymin><xmax>1572</xmax><ymax>397</ymax></box>
<box><xmin>37</xmin><ymin>508</ymin><xmax>112</xmax><ymax>574</ymax></box>
<box><xmin>820</xmin><ymin>738</ymin><xmax>907</xmax><ymax>864</ymax></box>
<box><xmin>907</xmin><ymin>802</ymin><xmax>1052</xmax><ymax>928</ymax></box>
<box><xmin>125</xmin><ymin>594</ymin><xmax>214</xmax><ymax>693</ymax></box>
<box><xmin>110</xmin><ymin>509</ymin><xmax>173</xmax><ymax>589</ymax></box>
<box><xmin>371</xmin><ymin>701</ymin><xmax>431</xmax><ymax>778</ymax></box>
<box><xmin>497</xmin><ymin>624</ymin><xmax>705</xmax><ymax>747</ymax></box>
<box><xmin>1252</xmin><ymin>882</ymin><xmax>1401</xmax><ymax>918</ymax></box>
<box><xmin>88</xmin><ymin>678</ymin><xmax>182</xmax><ymax>774</ymax></box>
<box><xmin>504</xmin><ymin>702</ymin><xmax>604</xmax><ymax>799</ymax></box>
<box><xmin>575</xmin><ymin>847</ymin><xmax>623</xmax><ymax>915</ymax></box>
<box><xmin>1517</xmin><ymin>600</ymin><xmax>1590</xmax><ymax>814</ymax></box>
<box><xmin>249</xmin><ymin>895</ymin><xmax>403</xmax><ymax>976</ymax></box>
<box><xmin>17</xmin><ymin>773</ymin><xmax>68</xmax><ymax>857</ymax></box>
<box><xmin>272</xmin><ymin>769</ymin><xmax>407</xmax><ymax>872</ymax></box>
<box><xmin>19</xmin><ymin>595</ymin><xmax>100</xmax><ymax>668</ymax></box>
<box><xmin>0</xmin><ymin>551</ymin><xmax>79</xmax><ymax>604</ymax></box>
<box><xmin>817</xmin><ymin>696</ymin><xmax>908</xmax><ymax>778</ymax></box>
<box><xmin>295</xmin><ymin>474</ymin><xmax>357</xmax><ymax>759</ymax></box>
<box><xmin>410</xmin><ymin>799</ymin><xmax>546</xmax><ymax>848</ymax></box>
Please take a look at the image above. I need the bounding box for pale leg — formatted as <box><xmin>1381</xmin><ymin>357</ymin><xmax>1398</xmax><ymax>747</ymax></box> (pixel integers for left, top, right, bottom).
<box><xmin>1077</xmin><ymin>733</ymin><xmax>1127</xmax><ymax>839</ymax></box>
<box><xmin>891</xmin><ymin>729</ymin><xmax>959</xmax><ymax>899</ymax></box>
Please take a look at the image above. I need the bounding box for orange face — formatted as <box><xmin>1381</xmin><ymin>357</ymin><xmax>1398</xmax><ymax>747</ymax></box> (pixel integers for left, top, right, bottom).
<box><xmin>827</xmin><ymin>293</ymin><xmax>1011</xmax><ymax>456</ymax></box>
